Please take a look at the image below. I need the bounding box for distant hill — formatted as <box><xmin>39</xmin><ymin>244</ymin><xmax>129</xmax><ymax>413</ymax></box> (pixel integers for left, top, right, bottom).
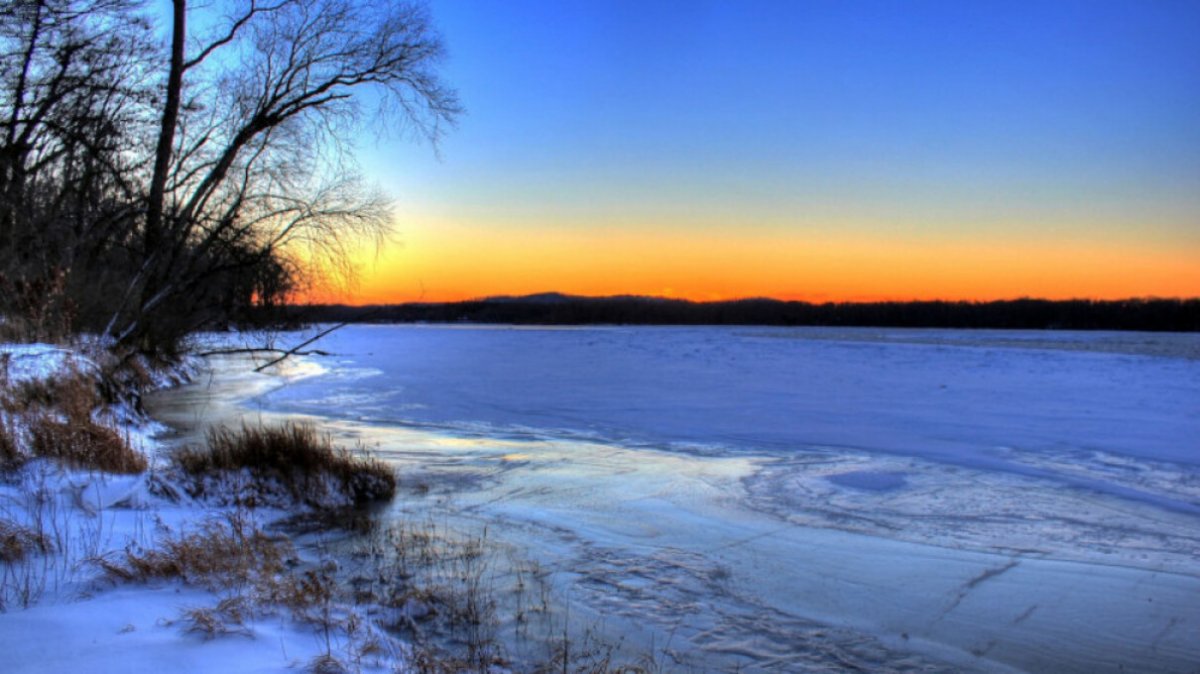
<box><xmin>288</xmin><ymin>295</ymin><xmax>1200</xmax><ymax>332</ymax></box>
<box><xmin>480</xmin><ymin>292</ymin><xmax>578</xmax><ymax>304</ymax></box>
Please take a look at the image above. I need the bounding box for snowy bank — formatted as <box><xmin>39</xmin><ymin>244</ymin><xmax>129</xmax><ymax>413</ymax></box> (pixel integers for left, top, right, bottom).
<box><xmin>0</xmin><ymin>342</ymin><xmax>412</xmax><ymax>674</ymax></box>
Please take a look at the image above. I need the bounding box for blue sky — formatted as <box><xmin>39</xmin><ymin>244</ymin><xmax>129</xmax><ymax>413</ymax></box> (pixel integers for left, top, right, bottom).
<box><xmin>346</xmin><ymin>0</ymin><xmax>1200</xmax><ymax>300</ymax></box>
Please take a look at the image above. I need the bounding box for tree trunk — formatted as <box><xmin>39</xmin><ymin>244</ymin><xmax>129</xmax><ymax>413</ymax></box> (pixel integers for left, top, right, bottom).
<box><xmin>0</xmin><ymin>0</ymin><xmax>45</xmax><ymax>254</ymax></box>
<box><xmin>146</xmin><ymin>0</ymin><xmax>186</xmax><ymax>256</ymax></box>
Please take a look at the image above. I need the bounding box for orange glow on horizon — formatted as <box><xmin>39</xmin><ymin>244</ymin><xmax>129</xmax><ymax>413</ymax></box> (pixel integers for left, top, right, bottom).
<box><xmin>297</xmin><ymin>219</ymin><xmax>1200</xmax><ymax>305</ymax></box>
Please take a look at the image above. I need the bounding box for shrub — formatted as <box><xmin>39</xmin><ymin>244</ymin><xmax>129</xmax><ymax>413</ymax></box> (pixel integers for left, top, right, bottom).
<box><xmin>174</xmin><ymin>423</ymin><xmax>396</xmax><ymax>508</ymax></box>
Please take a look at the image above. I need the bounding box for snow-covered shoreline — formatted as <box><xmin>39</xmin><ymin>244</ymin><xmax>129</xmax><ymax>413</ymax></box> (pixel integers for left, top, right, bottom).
<box><xmin>0</xmin><ymin>343</ymin><xmax>413</xmax><ymax>673</ymax></box>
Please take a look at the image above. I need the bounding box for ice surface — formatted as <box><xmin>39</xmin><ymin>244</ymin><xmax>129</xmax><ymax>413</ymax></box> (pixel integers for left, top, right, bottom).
<box><xmin>146</xmin><ymin>325</ymin><xmax>1200</xmax><ymax>673</ymax></box>
<box><xmin>827</xmin><ymin>470</ymin><xmax>908</xmax><ymax>491</ymax></box>
<box><xmin>257</xmin><ymin>326</ymin><xmax>1199</xmax><ymax>508</ymax></box>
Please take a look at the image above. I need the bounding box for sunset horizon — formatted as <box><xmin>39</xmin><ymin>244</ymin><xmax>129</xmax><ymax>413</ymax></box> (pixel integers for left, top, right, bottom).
<box><xmin>311</xmin><ymin>0</ymin><xmax>1200</xmax><ymax>308</ymax></box>
<box><xmin>304</xmin><ymin>227</ymin><xmax>1200</xmax><ymax>305</ymax></box>
<box><xmin>303</xmin><ymin>286</ymin><xmax>1200</xmax><ymax>307</ymax></box>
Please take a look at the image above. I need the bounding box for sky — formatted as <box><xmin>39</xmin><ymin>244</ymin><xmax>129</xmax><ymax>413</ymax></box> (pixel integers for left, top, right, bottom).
<box><xmin>320</xmin><ymin>0</ymin><xmax>1200</xmax><ymax>304</ymax></box>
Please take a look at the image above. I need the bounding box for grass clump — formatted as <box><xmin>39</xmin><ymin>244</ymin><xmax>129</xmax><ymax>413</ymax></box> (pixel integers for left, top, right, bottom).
<box><xmin>29</xmin><ymin>416</ymin><xmax>146</xmax><ymax>474</ymax></box>
<box><xmin>181</xmin><ymin>596</ymin><xmax>254</xmax><ymax>640</ymax></box>
<box><xmin>174</xmin><ymin>423</ymin><xmax>396</xmax><ymax>508</ymax></box>
<box><xmin>1</xmin><ymin>364</ymin><xmax>147</xmax><ymax>474</ymax></box>
<box><xmin>7</xmin><ymin>370</ymin><xmax>97</xmax><ymax>420</ymax></box>
<box><xmin>99</xmin><ymin>512</ymin><xmax>289</xmax><ymax>590</ymax></box>
<box><xmin>0</xmin><ymin>519</ymin><xmax>52</xmax><ymax>564</ymax></box>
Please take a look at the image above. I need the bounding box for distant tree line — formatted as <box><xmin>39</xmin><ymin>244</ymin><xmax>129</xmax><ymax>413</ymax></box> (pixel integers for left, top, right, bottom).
<box><xmin>0</xmin><ymin>0</ymin><xmax>458</xmax><ymax>352</ymax></box>
<box><xmin>295</xmin><ymin>296</ymin><xmax>1200</xmax><ymax>332</ymax></box>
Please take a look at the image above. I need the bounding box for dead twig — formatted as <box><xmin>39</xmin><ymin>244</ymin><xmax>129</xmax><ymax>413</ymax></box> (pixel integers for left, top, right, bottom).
<box><xmin>196</xmin><ymin>347</ymin><xmax>332</xmax><ymax>358</ymax></box>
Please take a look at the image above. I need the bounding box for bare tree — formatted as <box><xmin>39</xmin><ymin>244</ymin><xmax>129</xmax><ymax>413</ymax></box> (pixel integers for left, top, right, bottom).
<box><xmin>0</xmin><ymin>0</ymin><xmax>156</xmax><ymax>339</ymax></box>
<box><xmin>112</xmin><ymin>0</ymin><xmax>460</xmax><ymax>350</ymax></box>
<box><xmin>0</xmin><ymin>0</ymin><xmax>150</xmax><ymax>253</ymax></box>
<box><xmin>0</xmin><ymin>0</ymin><xmax>457</xmax><ymax>350</ymax></box>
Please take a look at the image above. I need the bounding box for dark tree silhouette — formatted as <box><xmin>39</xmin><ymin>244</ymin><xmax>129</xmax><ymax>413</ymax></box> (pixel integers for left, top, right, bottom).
<box><xmin>0</xmin><ymin>0</ymin><xmax>155</xmax><ymax>340</ymax></box>
<box><xmin>0</xmin><ymin>0</ymin><xmax>459</xmax><ymax>351</ymax></box>
<box><xmin>118</xmin><ymin>0</ymin><xmax>461</xmax><ymax>349</ymax></box>
<box><xmin>297</xmin><ymin>296</ymin><xmax>1200</xmax><ymax>333</ymax></box>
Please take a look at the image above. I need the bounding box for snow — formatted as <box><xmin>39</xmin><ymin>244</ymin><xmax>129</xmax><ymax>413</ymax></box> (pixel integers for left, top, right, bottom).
<box><xmin>0</xmin><ymin>341</ymin><xmax>407</xmax><ymax>674</ymax></box>
<box><xmin>0</xmin><ymin>462</ymin><xmax>407</xmax><ymax>673</ymax></box>
<box><xmin>0</xmin><ymin>568</ymin><xmax>400</xmax><ymax>674</ymax></box>
<box><xmin>0</xmin><ymin>586</ymin><xmax>333</xmax><ymax>674</ymax></box>
<box><xmin>0</xmin><ymin>342</ymin><xmax>94</xmax><ymax>384</ymax></box>
<box><xmin>188</xmin><ymin>324</ymin><xmax>1198</xmax><ymax>673</ymax></box>
<box><xmin>0</xmin><ymin>462</ymin><xmax>390</xmax><ymax>671</ymax></box>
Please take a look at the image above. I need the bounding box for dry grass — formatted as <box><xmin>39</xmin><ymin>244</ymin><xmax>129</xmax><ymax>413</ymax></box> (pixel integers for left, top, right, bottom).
<box><xmin>29</xmin><ymin>417</ymin><xmax>146</xmax><ymax>474</ymax></box>
<box><xmin>3</xmin><ymin>369</ymin><xmax>97</xmax><ymax>420</ymax></box>
<box><xmin>274</xmin><ymin>567</ymin><xmax>336</xmax><ymax>619</ymax></box>
<box><xmin>2</xmin><ymin>366</ymin><xmax>146</xmax><ymax>474</ymax></box>
<box><xmin>102</xmin><ymin>512</ymin><xmax>345</xmax><ymax>622</ymax></box>
<box><xmin>0</xmin><ymin>519</ymin><xmax>52</xmax><ymax>564</ymax></box>
<box><xmin>340</xmin><ymin>518</ymin><xmax>510</xmax><ymax>672</ymax></box>
<box><xmin>97</xmin><ymin>496</ymin><xmax>653</xmax><ymax>672</ymax></box>
<box><xmin>174</xmin><ymin>423</ymin><xmax>396</xmax><ymax>508</ymax></box>
<box><xmin>338</xmin><ymin>517</ymin><xmax>672</xmax><ymax>674</ymax></box>
<box><xmin>0</xmin><ymin>270</ymin><xmax>74</xmax><ymax>344</ymax></box>
<box><xmin>533</xmin><ymin>630</ymin><xmax>664</xmax><ymax>674</ymax></box>
<box><xmin>181</xmin><ymin>596</ymin><xmax>254</xmax><ymax>639</ymax></box>
<box><xmin>99</xmin><ymin>511</ymin><xmax>290</xmax><ymax>590</ymax></box>
<box><xmin>99</xmin><ymin>511</ymin><xmax>406</xmax><ymax>668</ymax></box>
<box><xmin>307</xmin><ymin>653</ymin><xmax>349</xmax><ymax>674</ymax></box>
<box><xmin>0</xmin><ymin>416</ymin><xmax>20</xmax><ymax>470</ymax></box>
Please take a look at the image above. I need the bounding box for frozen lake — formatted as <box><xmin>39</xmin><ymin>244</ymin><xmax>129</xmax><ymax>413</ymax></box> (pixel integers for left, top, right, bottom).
<box><xmin>154</xmin><ymin>325</ymin><xmax>1200</xmax><ymax>672</ymax></box>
